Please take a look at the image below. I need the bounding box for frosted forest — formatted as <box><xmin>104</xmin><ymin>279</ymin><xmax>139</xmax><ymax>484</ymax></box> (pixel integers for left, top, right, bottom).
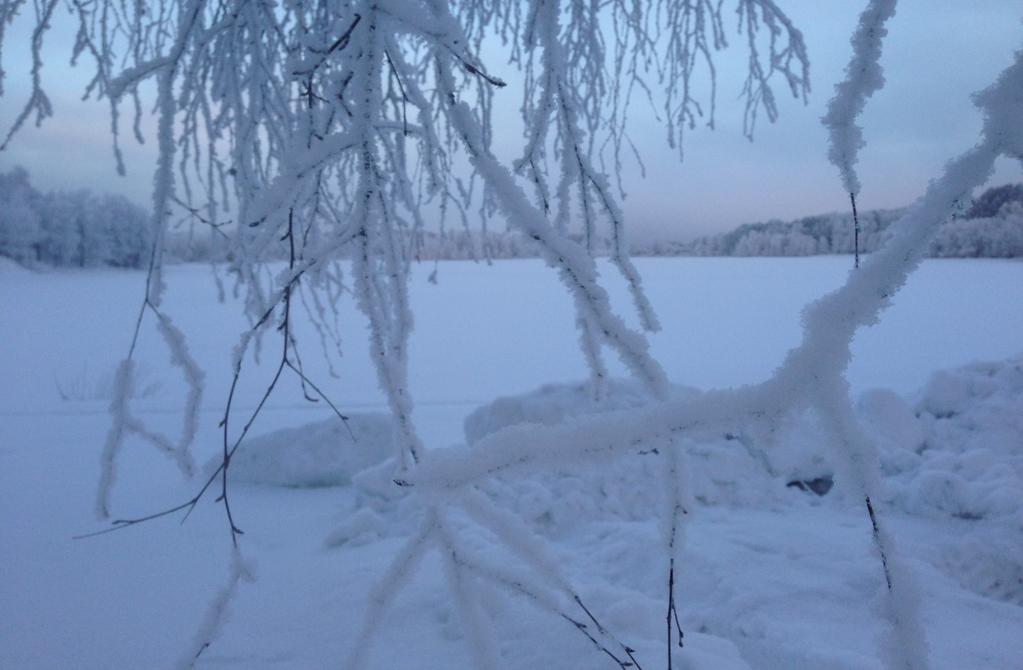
<box><xmin>1</xmin><ymin>1</ymin><xmax>1021</xmax><ymax>669</ymax></box>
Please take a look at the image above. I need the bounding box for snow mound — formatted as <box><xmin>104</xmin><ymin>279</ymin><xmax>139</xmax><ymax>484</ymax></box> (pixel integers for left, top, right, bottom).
<box><xmin>889</xmin><ymin>355</ymin><xmax>1023</xmax><ymax>520</ymax></box>
<box><xmin>858</xmin><ymin>388</ymin><xmax>926</xmax><ymax>460</ymax></box>
<box><xmin>0</xmin><ymin>256</ymin><xmax>30</xmax><ymax>274</ymax></box>
<box><xmin>674</xmin><ymin>632</ymin><xmax>753</xmax><ymax>670</ymax></box>
<box><xmin>937</xmin><ymin>517</ymin><xmax>1023</xmax><ymax>607</ymax></box>
<box><xmin>464</xmin><ymin>379</ymin><xmax>691</xmax><ymax>445</ymax></box>
<box><xmin>323</xmin><ymin>507</ymin><xmax>386</xmax><ymax>548</ymax></box>
<box><xmin>463</xmin><ymin>355</ymin><xmax>1023</xmax><ymax>524</ymax></box>
<box><xmin>464</xmin><ymin>381</ymin><xmax>797</xmax><ymax>525</ymax></box>
<box><xmin>207</xmin><ymin>414</ymin><xmax>395</xmax><ymax>488</ymax></box>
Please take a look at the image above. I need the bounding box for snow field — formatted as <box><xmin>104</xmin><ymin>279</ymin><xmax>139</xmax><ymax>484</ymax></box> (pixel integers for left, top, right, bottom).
<box><xmin>1</xmin><ymin>257</ymin><xmax>1021</xmax><ymax>668</ymax></box>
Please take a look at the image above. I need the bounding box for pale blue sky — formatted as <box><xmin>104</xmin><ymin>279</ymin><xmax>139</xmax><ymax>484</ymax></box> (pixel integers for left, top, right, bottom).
<box><xmin>1</xmin><ymin>1</ymin><xmax>1020</xmax><ymax>241</ymax></box>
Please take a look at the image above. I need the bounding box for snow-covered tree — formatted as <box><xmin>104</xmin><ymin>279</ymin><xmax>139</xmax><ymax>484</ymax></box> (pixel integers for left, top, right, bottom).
<box><xmin>683</xmin><ymin>194</ymin><xmax>1023</xmax><ymax>259</ymax></box>
<box><xmin>966</xmin><ymin>182</ymin><xmax>1023</xmax><ymax>218</ymax></box>
<box><xmin>0</xmin><ymin>166</ymin><xmax>41</xmax><ymax>262</ymax></box>
<box><xmin>0</xmin><ymin>168</ymin><xmax>151</xmax><ymax>267</ymax></box>
<box><xmin>98</xmin><ymin>193</ymin><xmax>153</xmax><ymax>268</ymax></box>
<box><xmin>2</xmin><ymin>1</ymin><xmax>1022</xmax><ymax>668</ymax></box>
<box><xmin>35</xmin><ymin>190</ymin><xmax>83</xmax><ymax>265</ymax></box>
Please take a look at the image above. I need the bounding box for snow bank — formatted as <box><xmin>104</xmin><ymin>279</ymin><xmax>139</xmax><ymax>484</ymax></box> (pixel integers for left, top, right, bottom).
<box><xmin>463</xmin><ymin>355</ymin><xmax>1023</xmax><ymax>525</ymax></box>
<box><xmin>463</xmin><ymin>381</ymin><xmax>806</xmax><ymax>525</ymax></box>
<box><xmin>457</xmin><ymin>356</ymin><xmax>1023</xmax><ymax>620</ymax></box>
<box><xmin>890</xmin><ymin>356</ymin><xmax>1023</xmax><ymax>521</ymax></box>
<box><xmin>206</xmin><ymin>414</ymin><xmax>396</xmax><ymax>488</ymax></box>
<box><xmin>674</xmin><ymin>632</ymin><xmax>752</xmax><ymax>670</ymax></box>
<box><xmin>906</xmin><ymin>357</ymin><xmax>1023</xmax><ymax>606</ymax></box>
<box><xmin>464</xmin><ymin>379</ymin><xmax>692</xmax><ymax>445</ymax></box>
<box><xmin>0</xmin><ymin>256</ymin><xmax>30</xmax><ymax>274</ymax></box>
<box><xmin>937</xmin><ymin>516</ymin><xmax>1023</xmax><ymax>606</ymax></box>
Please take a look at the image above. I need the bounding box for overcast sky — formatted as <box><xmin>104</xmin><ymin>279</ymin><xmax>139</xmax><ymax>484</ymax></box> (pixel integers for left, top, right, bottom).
<box><xmin>1</xmin><ymin>1</ymin><xmax>1020</xmax><ymax>241</ymax></box>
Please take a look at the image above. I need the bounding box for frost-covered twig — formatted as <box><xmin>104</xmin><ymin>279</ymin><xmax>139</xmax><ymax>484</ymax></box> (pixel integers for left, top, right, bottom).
<box><xmin>93</xmin><ymin>0</ymin><xmax>209</xmax><ymax>522</ymax></box>
<box><xmin>736</xmin><ymin>0</ymin><xmax>810</xmax><ymax>140</ymax></box>
<box><xmin>95</xmin><ymin>302</ymin><xmax>202</xmax><ymax>520</ymax></box>
<box><xmin>432</xmin><ymin>35</ymin><xmax>670</xmax><ymax>398</ymax></box>
<box><xmin>822</xmin><ymin>0</ymin><xmax>899</xmax><ymax>268</ymax></box>
<box><xmin>517</xmin><ymin>0</ymin><xmax>660</xmax><ymax>335</ymax></box>
<box><xmin>175</xmin><ymin>546</ymin><xmax>254</xmax><ymax>670</ymax></box>
<box><xmin>15</xmin><ymin>2</ymin><xmax>1014</xmax><ymax>669</ymax></box>
<box><xmin>345</xmin><ymin>512</ymin><xmax>437</xmax><ymax>669</ymax></box>
<box><xmin>411</xmin><ymin>43</ymin><xmax>1023</xmax><ymax>492</ymax></box>
<box><xmin>662</xmin><ymin>439</ymin><xmax>689</xmax><ymax>668</ymax></box>
<box><xmin>86</xmin><ymin>211</ymin><xmax>351</xmax><ymax>542</ymax></box>
<box><xmin>435</xmin><ymin>513</ymin><xmax>500</xmax><ymax>670</ymax></box>
<box><xmin>406</xmin><ymin>47</ymin><xmax>1022</xmax><ymax>670</ymax></box>
<box><xmin>0</xmin><ymin>0</ymin><xmax>57</xmax><ymax>151</ymax></box>
<box><xmin>823</xmin><ymin>0</ymin><xmax>898</xmax><ymax>197</ymax></box>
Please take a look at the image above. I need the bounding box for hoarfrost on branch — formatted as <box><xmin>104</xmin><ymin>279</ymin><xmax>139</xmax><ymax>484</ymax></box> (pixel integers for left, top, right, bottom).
<box><xmin>2</xmin><ymin>1</ymin><xmax>1019</xmax><ymax>668</ymax></box>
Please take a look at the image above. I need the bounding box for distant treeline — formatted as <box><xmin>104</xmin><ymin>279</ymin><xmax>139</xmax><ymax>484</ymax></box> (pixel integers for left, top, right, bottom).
<box><xmin>3</xmin><ymin>167</ymin><xmax>1021</xmax><ymax>268</ymax></box>
<box><xmin>161</xmin><ymin>227</ymin><xmax>546</xmax><ymax>264</ymax></box>
<box><xmin>411</xmin><ymin>228</ymin><xmax>573</xmax><ymax>261</ymax></box>
<box><xmin>650</xmin><ymin>183</ymin><xmax>1023</xmax><ymax>259</ymax></box>
<box><xmin>0</xmin><ymin>168</ymin><xmax>151</xmax><ymax>268</ymax></box>
<box><xmin>0</xmin><ymin>167</ymin><xmax>576</xmax><ymax>267</ymax></box>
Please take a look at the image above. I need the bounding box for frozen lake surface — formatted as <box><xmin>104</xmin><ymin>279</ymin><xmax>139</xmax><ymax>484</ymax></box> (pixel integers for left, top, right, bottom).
<box><xmin>1</xmin><ymin>256</ymin><xmax>1021</xmax><ymax>669</ymax></box>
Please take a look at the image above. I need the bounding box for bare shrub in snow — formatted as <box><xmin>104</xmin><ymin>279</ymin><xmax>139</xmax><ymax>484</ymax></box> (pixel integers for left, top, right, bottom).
<box><xmin>55</xmin><ymin>361</ymin><xmax>163</xmax><ymax>402</ymax></box>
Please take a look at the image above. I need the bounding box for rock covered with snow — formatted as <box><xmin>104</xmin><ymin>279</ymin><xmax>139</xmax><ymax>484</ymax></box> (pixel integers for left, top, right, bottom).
<box><xmin>208</xmin><ymin>413</ymin><xmax>396</xmax><ymax>488</ymax></box>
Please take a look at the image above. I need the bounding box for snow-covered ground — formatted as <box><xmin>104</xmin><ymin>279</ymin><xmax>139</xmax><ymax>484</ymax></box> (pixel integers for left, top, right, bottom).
<box><xmin>1</xmin><ymin>257</ymin><xmax>1021</xmax><ymax>669</ymax></box>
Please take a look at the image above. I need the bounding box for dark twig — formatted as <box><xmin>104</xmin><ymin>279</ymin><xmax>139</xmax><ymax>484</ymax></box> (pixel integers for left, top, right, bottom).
<box><xmin>666</xmin><ymin>558</ymin><xmax>685</xmax><ymax>670</ymax></box>
<box><xmin>171</xmin><ymin>195</ymin><xmax>232</xmax><ymax>238</ymax></box>
<box><xmin>460</xmin><ymin>59</ymin><xmax>506</xmax><ymax>88</ymax></box>
<box><xmin>560</xmin><ymin>613</ymin><xmax>637</xmax><ymax>669</ymax></box>
<box><xmin>850</xmin><ymin>191</ymin><xmax>861</xmax><ymax>269</ymax></box>
<box><xmin>865</xmin><ymin>495</ymin><xmax>893</xmax><ymax>590</ymax></box>
<box><xmin>291</xmin><ymin>13</ymin><xmax>362</xmax><ymax>76</ymax></box>
<box><xmin>573</xmin><ymin>595</ymin><xmax>644</xmax><ymax>669</ymax></box>
<box><xmin>75</xmin><ymin>208</ymin><xmax>351</xmax><ymax>542</ymax></box>
<box><xmin>384</xmin><ymin>49</ymin><xmax>409</xmax><ymax>136</ymax></box>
